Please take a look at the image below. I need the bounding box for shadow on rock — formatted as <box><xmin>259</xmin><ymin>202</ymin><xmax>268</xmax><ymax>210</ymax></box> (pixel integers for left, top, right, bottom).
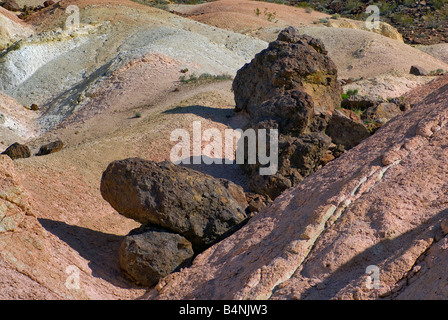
<box><xmin>295</xmin><ymin>208</ymin><xmax>448</xmax><ymax>300</ymax></box>
<box><xmin>178</xmin><ymin>155</ymin><xmax>250</xmax><ymax>192</ymax></box>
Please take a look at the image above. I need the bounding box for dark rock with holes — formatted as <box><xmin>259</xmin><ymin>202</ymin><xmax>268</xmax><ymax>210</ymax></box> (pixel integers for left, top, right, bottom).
<box><xmin>243</xmin><ymin>132</ymin><xmax>332</xmax><ymax>200</ymax></box>
<box><xmin>233</xmin><ymin>26</ymin><xmax>341</xmax><ymax>117</ymax></box>
<box><xmin>232</xmin><ymin>27</ymin><xmax>341</xmax><ymax>199</ymax></box>
<box><xmin>100</xmin><ymin>158</ymin><xmax>249</xmax><ymax>252</ymax></box>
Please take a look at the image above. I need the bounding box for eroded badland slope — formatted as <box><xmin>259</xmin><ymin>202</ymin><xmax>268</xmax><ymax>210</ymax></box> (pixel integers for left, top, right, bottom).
<box><xmin>1</xmin><ymin>0</ymin><xmax>448</xmax><ymax>300</ymax></box>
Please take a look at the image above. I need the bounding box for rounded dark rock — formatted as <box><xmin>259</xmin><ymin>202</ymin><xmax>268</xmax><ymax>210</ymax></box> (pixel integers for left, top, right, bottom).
<box><xmin>1</xmin><ymin>143</ymin><xmax>31</xmax><ymax>160</ymax></box>
<box><xmin>119</xmin><ymin>225</ymin><xmax>194</xmax><ymax>287</ymax></box>
<box><xmin>100</xmin><ymin>158</ymin><xmax>248</xmax><ymax>251</ymax></box>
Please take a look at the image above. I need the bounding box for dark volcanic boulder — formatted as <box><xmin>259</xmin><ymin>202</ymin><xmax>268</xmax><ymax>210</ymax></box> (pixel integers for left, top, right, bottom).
<box><xmin>244</xmin><ymin>132</ymin><xmax>331</xmax><ymax>200</ymax></box>
<box><xmin>100</xmin><ymin>158</ymin><xmax>248</xmax><ymax>251</ymax></box>
<box><xmin>251</xmin><ymin>90</ymin><xmax>315</xmax><ymax>136</ymax></box>
<box><xmin>232</xmin><ymin>27</ymin><xmax>342</xmax><ymax>199</ymax></box>
<box><xmin>119</xmin><ymin>225</ymin><xmax>194</xmax><ymax>287</ymax></box>
<box><xmin>233</xmin><ymin>26</ymin><xmax>341</xmax><ymax>117</ymax></box>
<box><xmin>1</xmin><ymin>143</ymin><xmax>31</xmax><ymax>160</ymax></box>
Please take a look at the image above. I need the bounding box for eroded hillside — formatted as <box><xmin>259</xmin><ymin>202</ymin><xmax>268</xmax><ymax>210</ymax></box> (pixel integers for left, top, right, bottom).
<box><xmin>1</xmin><ymin>0</ymin><xmax>448</xmax><ymax>300</ymax></box>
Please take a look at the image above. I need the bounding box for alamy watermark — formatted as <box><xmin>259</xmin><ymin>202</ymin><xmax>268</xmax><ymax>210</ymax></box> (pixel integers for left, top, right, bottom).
<box><xmin>65</xmin><ymin>5</ymin><xmax>80</xmax><ymax>29</ymax></box>
<box><xmin>365</xmin><ymin>5</ymin><xmax>380</xmax><ymax>30</ymax></box>
<box><xmin>65</xmin><ymin>265</ymin><xmax>80</xmax><ymax>290</ymax></box>
<box><xmin>170</xmin><ymin>121</ymin><xmax>278</xmax><ymax>175</ymax></box>
<box><xmin>365</xmin><ymin>265</ymin><xmax>380</xmax><ymax>290</ymax></box>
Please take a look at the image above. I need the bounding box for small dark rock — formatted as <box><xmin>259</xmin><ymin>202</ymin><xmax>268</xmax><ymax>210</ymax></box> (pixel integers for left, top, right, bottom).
<box><xmin>364</xmin><ymin>102</ymin><xmax>403</xmax><ymax>125</ymax></box>
<box><xmin>327</xmin><ymin>109</ymin><xmax>371</xmax><ymax>150</ymax></box>
<box><xmin>341</xmin><ymin>95</ymin><xmax>385</xmax><ymax>111</ymax></box>
<box><xmin>410</xmin><ymin>65</ymin><xmax>428</xmax><ymax>76</ymax></box>
<box><xmin>43</xmin><ymin>0</ymin><xmax>54</xmax><ymax>7</ymax></box>
<box><xmin>245</xmin><ymin>192</ymin><xmax>271</xmax><ymax>214</ymax></box>
<box><xmin>1</xmin><ymin>143</ymin><xmax>31</xmax><ymax>160</ymax></box>
<box><xmin>36</xmin><ymin>140</ymin><xmax>63</xmax><ymax>156</ymax></box>
<box><xmin>1</xmin><ymin>0</ymin><xmax>20</xmax><ymax>11</ymax></box>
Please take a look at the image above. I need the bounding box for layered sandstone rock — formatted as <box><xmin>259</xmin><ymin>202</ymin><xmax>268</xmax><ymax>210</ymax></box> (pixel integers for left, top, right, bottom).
<box><xmin>150</xmin><ymin>76</ymin><xmax>448</xmax><ymax>300</ymax></box>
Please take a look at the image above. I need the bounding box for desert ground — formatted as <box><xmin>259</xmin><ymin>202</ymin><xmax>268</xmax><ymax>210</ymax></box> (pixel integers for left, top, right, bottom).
<box><xmin>1</xmin><ymin>0</ymin><xmax>448</xmax><ymax>300</ymax></box>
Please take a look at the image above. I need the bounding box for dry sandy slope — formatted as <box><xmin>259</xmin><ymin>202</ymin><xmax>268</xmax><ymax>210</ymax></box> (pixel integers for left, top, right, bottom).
<box><xmin>415</xmin><ymin>43</ymin><xmax>448</xmax><ymax>65</ymax></box>
<box><xmin>170</xmin><ymin>0</ymin><xmax>448</xmax><ymax>85</ymax></box>
<box><xmin>170</xmin><ymin>0</ymin><xmax>330</xmax><ymax>33</ymax></box>
<box><xmin>0</xmin><ymin>0</ymin><xmax>255</xmax><ymax>300</ymax></box>
<box><xmin>0</xmin><ymin>7</ymin><xmax>34</xmax><ymax>49</ymax></box>
<box><xmin>1</xmin><ymin>0</ymin><xmax>448</xmax><ymax>300</ymax></box>
<box><xmin>0</xmin><ymin>0</ymin><xmax>266</xmax><ymax>132</ymax></box>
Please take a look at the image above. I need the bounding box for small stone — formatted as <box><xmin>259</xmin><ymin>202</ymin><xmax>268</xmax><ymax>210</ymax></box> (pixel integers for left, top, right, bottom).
<box><xmin>1</xmin><ymin>143</ymin><xmax>31</xmax><ymax>160</ymax></box>
<box><xmin>2</xmin><ymin>0</ymin><xmax>20</xmax><ymax>11</ymax></box>
<box><xmin>410</xmin><ymin>65</ymin><xmax>428</xmax><ymax>76</ymax></box>
<box><xmin>43</xmin><ymin>0</ymin><xmax>54</xmax><ymax>7</ymax></box>
<box><xmin>441</xmin><ymin>219</ymin><xmax>448</xmax><ymax>234</ymax></box>
<box><xmin>36</xmin><ymin>140</ymin><xmax>64</xmax><ymax>156</ymax></box>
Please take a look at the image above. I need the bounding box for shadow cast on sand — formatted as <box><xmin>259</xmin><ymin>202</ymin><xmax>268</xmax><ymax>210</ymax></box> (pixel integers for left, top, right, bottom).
<box><xmin>37</xmin><ymin>218</ymin><xmax>143</xmax><ymax>290</ymax></box>
<box><xmin>163</xmin><ymin>104</ymin><xmax>236</xmax><ymax>126</ymax></box>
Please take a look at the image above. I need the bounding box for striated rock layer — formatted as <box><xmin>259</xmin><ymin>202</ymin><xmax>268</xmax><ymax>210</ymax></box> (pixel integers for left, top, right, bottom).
<box><xmin>150</xmin><ymin>76</ymin><xmax>448</xmax><ymax>300</ymax></box>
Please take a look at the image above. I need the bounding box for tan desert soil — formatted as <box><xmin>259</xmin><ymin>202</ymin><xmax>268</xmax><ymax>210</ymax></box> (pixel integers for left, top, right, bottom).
<box><xmin>342</xmin><ymin>70</ymin><xmax>440</xmax><ymax>100</ymax></box>
<box><xmin>0</xmin><ymin>7</ymin><xmax>34</xmax><ymax>49</ymax></box>
<box><xmin>414</xmin><ymin>43</ymin><xmax>448</xmax><ymax>65</ymax></box>
<box><xmin>0</xmin><ymin>92</ymin><xmax>39</xmax><ymax>149</ymax></box>
<box><xmin>170</xmin><ymin>0</ymin><xmax>448</xmax><ymax>82</ymax></box>
<box><xmin>170</xmin><ymin>0</ymin><xmax>331</xmax><ymax>34</ymax></box>
<box><xmin>2</xmin><ymin>0</ymin><xmax>448</xmax><ymax>300</ymax></box>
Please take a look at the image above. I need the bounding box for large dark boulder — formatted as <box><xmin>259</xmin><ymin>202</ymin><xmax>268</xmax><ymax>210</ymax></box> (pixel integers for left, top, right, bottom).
<box><xmin>232</xmin><ymin>27</ymin><xmax>342</xmax><ymax>199</ymax></box>
<box><xmin>100</xmin><ymin>158</ymin><xmax>249</xmax><ymax>252</ymax></box>
<box><xmin>233</xmin><ymin>26</ymin><xmax>342</xmax><ymax>117</ymax></box>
